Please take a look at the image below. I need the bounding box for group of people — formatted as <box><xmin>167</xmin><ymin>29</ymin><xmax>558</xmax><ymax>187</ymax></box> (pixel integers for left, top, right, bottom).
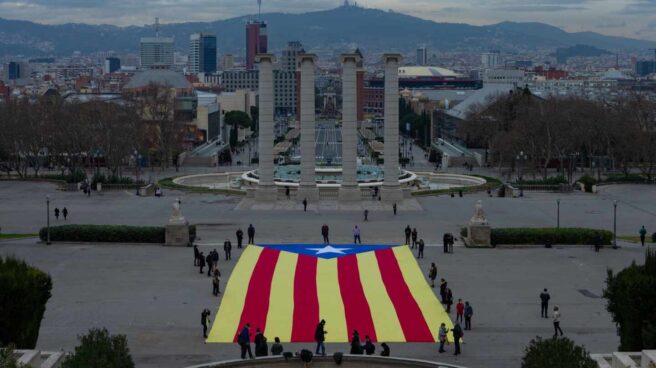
<box><xmin>53</xmin><ymin>207</ymin><xmax>69</xmax><ymax>221</ymax></box>
<box><xmin>540</xmin><ymin>288</ymin><xmax>564</xmax><ymax>338</ymax></box>
<box><xmin>404</xmin><ymin>225</ymin><xmax>425</xmax><ymax>258</ymax></box>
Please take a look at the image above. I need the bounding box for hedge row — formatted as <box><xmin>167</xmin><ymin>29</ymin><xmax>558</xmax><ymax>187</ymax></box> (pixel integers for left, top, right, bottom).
<box><xmin>490</xmin><ymin>227</ymin><xmax>612</xmax><ymax>245</ymax></box>
<box><xmin>39</xmin><ymin>225</ymin><xmax>166</xmax><ymax>243</ymax></box>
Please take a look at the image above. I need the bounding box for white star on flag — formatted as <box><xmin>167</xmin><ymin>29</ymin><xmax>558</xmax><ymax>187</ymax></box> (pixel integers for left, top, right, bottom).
<box><xmin>308</xmin><ymin>245</ymin><xmax>351</xmax><ymax>255</ymax></box>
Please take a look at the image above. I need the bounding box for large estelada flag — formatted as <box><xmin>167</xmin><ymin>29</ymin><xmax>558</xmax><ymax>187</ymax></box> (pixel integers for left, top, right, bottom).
<box><xmin>207</xmin><ymin>244</ymin><xmax>452</xmax><ymax>343</ymax></box>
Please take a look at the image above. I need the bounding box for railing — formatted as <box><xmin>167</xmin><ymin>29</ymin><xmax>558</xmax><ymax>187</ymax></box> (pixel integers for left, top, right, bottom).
<box><xmin>185</xmin><ymin>355</ymin><xmax>470</xmax><ymax>368</ymax></box>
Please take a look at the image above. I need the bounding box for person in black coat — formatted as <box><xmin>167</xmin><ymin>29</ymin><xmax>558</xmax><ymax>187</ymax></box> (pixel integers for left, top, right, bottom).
<box><xmin>236</xmin><ymin>228</ymin><xmax>244</xmax><ymax>249</ymax></box>
<box><xmin>199</xmin><ymin>252</ymin><xmax>206</xmax><ymax>274</ymax></box>
<box><xmin>247</xmin><ymin>224</ymin><xmax>255</xmax><ymax>244</ymax></box>
<box><xmin>224</xmin><ymin>239</ymin><xmax>232</xmax><ymax>260</ymax></box>
<box><xmin>193</xmin><ymin>245</ymin><xmax>200</xmax><ymax>266</ymax></box>
<box><xmin>363</xmin><ymin>336</ymin><xmax>375</xmax><ymax>355</ymax></box>
<box><xmin>206</xmin><ymin>253</ymin><xmax>213</xmax><ymax>276</ymax></box>
<box><xmin>254</xmin><ymin>328</ymin><xmax>268</xmax><ymax>357</ymax></box>
<box><xmin>350</xmin><ymin>330</ymin><xmax>363</xmax><ymax>354</ymax></box>
<box><xmin>212</xmin><ymin>249</ymin><xmax>219</xmax><ymax>268</ymax></box>
<box><xmin>380</xmin><ymin>342</ymin><xmax>390</xmax><ymax>356</ymax></box>
<box><xmin>314</xmin><ymin>319</ymin><xmax>327</xmax><ymax>355</ymax></box>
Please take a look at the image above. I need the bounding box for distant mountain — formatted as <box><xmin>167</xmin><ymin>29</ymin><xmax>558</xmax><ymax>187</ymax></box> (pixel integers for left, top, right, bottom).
<box><xmin>1</xmin><ymin>5</ymin><xmax>654</xmax><ymax>57</ymax></box>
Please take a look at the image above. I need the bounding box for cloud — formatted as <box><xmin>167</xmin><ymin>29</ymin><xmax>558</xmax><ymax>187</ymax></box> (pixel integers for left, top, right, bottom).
<box><xmin>496</xmin><ymin>5</ymin><xmax>587</xmax><ymax>11</ymax></box>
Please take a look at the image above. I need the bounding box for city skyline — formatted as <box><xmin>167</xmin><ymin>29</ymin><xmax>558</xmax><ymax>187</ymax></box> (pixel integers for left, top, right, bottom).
<box><xmin>0</xmin><ymin>0</ymin><xmax>655</xmax><ymax>41</ymax></box>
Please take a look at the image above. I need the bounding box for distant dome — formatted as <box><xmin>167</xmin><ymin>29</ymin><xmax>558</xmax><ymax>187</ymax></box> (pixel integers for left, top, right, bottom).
<box><xmin>398</xmin><ymin>66</ymin><xmax>461</xmax><ymax>78</ymax></box>
<box><xmin>125</xmin><ymin>69</ymin><xmax>192</xmax><ymax>89</ymax></box>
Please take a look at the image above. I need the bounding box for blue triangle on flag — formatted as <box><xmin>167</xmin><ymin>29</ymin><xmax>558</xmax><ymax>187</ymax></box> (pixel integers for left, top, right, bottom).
<box><xmin>256</xmin><ymin>244</ymin><xmax>400</xmax><ymax>259</ymax></box>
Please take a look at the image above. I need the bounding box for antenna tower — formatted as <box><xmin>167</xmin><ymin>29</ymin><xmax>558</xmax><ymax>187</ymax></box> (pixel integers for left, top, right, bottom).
<box><xmin>257</xmin><ymin>0</ymin><xmax>262</xmax><ymax>19</ymax></box>
<box><xmin>155</xmin><ymin>17</ymin><xmax>160</xmax><ymax>38</ymax></box>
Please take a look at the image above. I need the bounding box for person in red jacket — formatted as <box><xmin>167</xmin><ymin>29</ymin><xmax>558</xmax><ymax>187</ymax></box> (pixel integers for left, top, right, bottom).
<box><xmin>455</xmin><ymin>299</ymin><xmax>465</xmax><ymax>324</ymax></box>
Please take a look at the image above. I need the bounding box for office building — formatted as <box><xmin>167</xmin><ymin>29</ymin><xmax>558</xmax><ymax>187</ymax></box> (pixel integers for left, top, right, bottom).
<box><xmin>481</xmin><ymin>51</ymin><xmax>501</xmax><ymax>69</ymax></box>
<box><xmin>416</xmin><ymin>47</ymin><xmax>428</xmax><ymax>66</ymax></box>
<box><xmin>6</xmin><ymin>61</ymin><xmax>22</xmax><ymax>80</ymax></box>
<box><xmin>221</xmin><ymin>69</ymin><xmax>297</xmax><ymax>116</ymax></box>
<box><xmin>635</xmin><ymin>61</ymin><xmax>656</xmax><ymax>77</ymax></box>
<box><xmin>281</xmin><ymin>41</ymin><xmax>304</xmax><ymax>72</ymax></box>
<box><xmin>140</xmin><ymin>36</ymin><xmax>174</xmax><ymax>69</ymax></box>
<box><xmin>189</xmin><ymin>33</ymin><xmax>217</xmax><ymax>74</ymax></box>
<box><xmin>245</xmin><ymin>21</ymin><xmax>267</xmax><ymax>70</ymax></box>
<box><xmin>221</xmin><ymin>54</ymin><xmax>234</xmax><ymax>70</ymax></box>
<box><xmin>104</xmin><ymin>57</ymin><xmax>121</xmax><ymax>74</ymax></box>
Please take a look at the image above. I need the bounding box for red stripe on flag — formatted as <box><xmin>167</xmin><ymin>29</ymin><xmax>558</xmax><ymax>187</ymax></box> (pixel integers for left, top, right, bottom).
<box><xmin>290</xmin><ymin>255</ymin><xmax>319</xmax><ymax>341</ymax></box>
<box><xmin>233</xmin><ymin>247</ymin><xmax>280</xmax><ymax>342</ymax></box>
<box><xmin>338</xmin><ymin>254</ymin><xmax>377</xmax><ymax>342</ymax></box>
<box><xmin>375</xmin><ymin>248</ymin><xmax>434</xmax><ymax>342</ymax></box>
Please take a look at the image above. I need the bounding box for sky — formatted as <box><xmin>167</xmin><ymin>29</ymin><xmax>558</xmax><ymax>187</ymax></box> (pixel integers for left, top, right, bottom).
<box><xmin>0</xmin><ymin>0</ymin><xmax>655</xmax><ymax>40</ymax></box>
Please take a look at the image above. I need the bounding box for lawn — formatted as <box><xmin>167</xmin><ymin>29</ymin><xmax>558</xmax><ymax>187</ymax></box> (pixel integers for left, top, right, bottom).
<box><xmin>618</xmin><ymin>235</ymin><xmax>655</xmax><ymax>244</ymax></box>
<box><xmin>0</xmin><ymin>233</ymin><xmax>38</xmax><ymax>240</ymax></box>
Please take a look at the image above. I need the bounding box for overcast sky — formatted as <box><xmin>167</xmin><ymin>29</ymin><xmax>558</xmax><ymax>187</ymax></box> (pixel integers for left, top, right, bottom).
<box><xmin>1</xmin><ymin>0</ymin><xmax>655</xmax><ymax>40</ymax></box>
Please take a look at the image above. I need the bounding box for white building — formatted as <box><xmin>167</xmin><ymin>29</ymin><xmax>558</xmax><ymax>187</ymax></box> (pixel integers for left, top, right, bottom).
<box><xmin>481</xmin><ymin>51</ymin><xmax>501</xmax><ymax>69</ymax></box>
<box><xmin>140</xmin><ymin>37</ymin><xmax>174</xmax><ymax>69</ymax></box>
<box><xmin>416</xmin><ymin>47</ymin><xmax>428</xmax><ymax>66</ymax></box>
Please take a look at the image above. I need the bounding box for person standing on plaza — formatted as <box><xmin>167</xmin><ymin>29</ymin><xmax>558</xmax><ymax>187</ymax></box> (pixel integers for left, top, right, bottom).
<box><xmin>271</xmin><ymin>337</ymin><xmax>283</xmax><ymax>355</ymax></box>
<box><xmin>445</xmin><ymin>288</ymin><xmax>453</xmax><ymax>313</ymax></box>
<box><xmin>236</xmin><ymin>228</ymin><xmax>244</xmax><ymax>249</ymax></box>
<box><xmin>247</xmin><ymin>224</ymin><xmax>255</xmax><ymax>244</ymax></box>
<box><xmin>417</xmin><ymin>239</ymin><xmax>425</xmax><ymax>259</ymax></box>
<box><xmin>62</xmin><ymin>207</ymin><xmax>68</xmax><ymax>220</ymax></box>
<box><xmin>440</xmin><ymin>278</ymin><xmax>448</xmax><ymax>302</ymax></box>
<box><xmin>212</xmin><ymin>249</ymin><xmax>219</xmax><ymax>268</ymax></box>
<box><xmin>364</xmin><ymin>209</ymin><xmax>369</xmax><ymax>221</ymax></box>
<box><xmin>540</xmin><ymin>288</ymin><xmax>550</xmax><ymax>318</ymax></box>
<box><xmin>464</xmin><ymin>301</ymin><xmax>473</xmax><ymax>330</ymax></box>
<box><xmin>353</xmin><ymin>226</ymin><xmax>361</xmax><ymax>244</ymax></box>
<box><xmin>411</xmin><ymin>228</ymin><xmax>418</xmax><ymax>248</ymax></box>
<box><xmin>206</xmin><ymin>252</ymin><xmax>214</xmax><ymax>277</ymax></box>
<box><xmin>393</xmin><ymin>203</ymin><xmax>397</xmax><ymax>215</ymax></box>
<box><xmin>639</xmin><ymin>225</ymin><xmax>647</xmax><ymax>246</ymax></box>
<box><xmin>314</xmin><ymin>319</ymin><xmax>327</xmax><ymax>356</ymax></box>
<box><xmin>443</xmin><ymin>233</ymin><xmax>450</xmax><ymax>253</ymax></box>
<box><xmin>212</xmin><ymin>268</ymin><xmax>221</xmax><ymax>296</ymax></box>
<box><xmin>452</xmin><ymin>322</ymin><xmax>463</xmax><ymax>356</ymax></box>
<box><xmin>404</xmin><ymin>225</ymin><xmax>412</xmax><ymax>245</ymax></box>
<box><xmin>428</xmin><ymin>263</ymin><xmax>437</xmax><ymax>288</ymax></box>
<box><xmin>364</xmin><ymin>336</ymin><xmax>375</xmax><ymax>355</ymax></box>
<box><xmin>553</xmin><ymin>306</ymin><xmax>564</xmax><ymax>337</ymax></box>
<box><xmin>224</xmin><ymin>239</ymin><xmax>232</xmax><ymax>261</ymax></box>
<box><xmin>54</xmin><ymin>207</ymin><xmax>60</xmax><ymax>220</ymax></box>
<box><xmin>201</xmin><ymin>309</ymin><xmax>211</xmax><ymax>338</ymax></box>
<box><xmin>303</xmin><ymin>198</ymin><xmax>308</xmax><ymax>212</ymax></box>
<box><xmin>321</xmin><ymin>224</ymin><xmax>330</xmax><ymax>244</ymax></box>
<box><xmin>285</xmin><ymin>187</ymin><xmax>290</xmax><ymax>199</ymax></box>
<box><xmin>193</xmin><ymin>245</ymin><xmax>200</xmax><ymax>266</ymax></box>
<box><xmin>199</xmin><ymin>252</ymin><xmax>206</xmax><ymax>274</ymax></box>
<box><xmin>238</xmin><ymin>323</ymin><xmax>253</xmax><ymax>359</ymax></box>
<box><xmin>456</xmin><ymin>299</ymin><xmax>465</xmax><ymax>324</ymax></box>
<box><xmin>438</xmin><ymin>323</ymin><xmax>449</xmax><ymax>353</ymax></box>
<box><xmin>254</xmin><ymin>328</ymin><xmax>268</xmax><ymax>357</ymax></box>
<box><xmin>350</xmin><ymin>330</ymin><xmax>362</xmax><ymax>354</ymax></box>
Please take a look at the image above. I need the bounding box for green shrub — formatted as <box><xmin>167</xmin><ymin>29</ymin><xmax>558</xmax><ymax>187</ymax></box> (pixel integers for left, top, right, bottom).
<box><xmin>521</xmin><ymin>337</ymin><xmax>596</xmax><ymax>368</ymax></box>
<box><xmin>491</xmin><ymin>227</ymin><xmax>612</xmax><ymax>245</ymax></box>
<box><xmin>0</xmin><ymin>256</ymin><xmax>52</xmax><ymax>349</ymax></box>
<box><xmin>604</xmin><ymin>174</ymin><xmax>647</xmax><ymax>183</ymax></box>
<box><xmin>0</xmin><ymin>345</ymin><xmax>24</xmax><ymax>368</ymax></box>
<box><xmin>61</xmin><ymin>328</ymin><xmax>134</xmax><ymax>368</ymax></box>
<box><xmin>652</xmin><ymin>232</ymin><xmax>656</xmax><ymax>243</ymax></box>
<box><xmin>514</xmin><ymin>175</ymin><xmax>567</xmax><ymax>185</ymax></box>
<box><xmin>578</xmin><ymin>175</ymin><xmax>597</xmax><ymax>193</ymax></box>
<box><xmin>40</xmin><ymin>169</ymin><xmax>86</xmax><ymax>183</ymax></box>
<box><xmin>39</xmin><ymin>225</ymin><xmax>165</xmax><ymax>243</ymax></box>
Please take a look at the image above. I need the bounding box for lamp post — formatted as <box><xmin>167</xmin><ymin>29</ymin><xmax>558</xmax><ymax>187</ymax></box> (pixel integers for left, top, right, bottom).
<box><xmin>46</xmin><ymin>195</ymin><xmax>51</xmax><ymax>245</ymax></box>
<box><xmin>613</xmin><ymin>200</ymin><xmax>618</xmax><ymax>249</ymax></box>
<box><xmin>516</xmin><ymin>151</ymin><xmax>527</xmax><ymax>197</ymax></box>
<box><xmin>557</xmin><ymin>198</ymin><xmax>560</xmax><ymax>228</ymax></box>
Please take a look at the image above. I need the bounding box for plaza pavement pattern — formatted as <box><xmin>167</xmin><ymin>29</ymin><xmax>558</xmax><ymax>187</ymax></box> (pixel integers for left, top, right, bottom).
<box><xmin>1</xmin><ymin>181</ymin><xmax>654</xmax><ymax>367</ymax></box>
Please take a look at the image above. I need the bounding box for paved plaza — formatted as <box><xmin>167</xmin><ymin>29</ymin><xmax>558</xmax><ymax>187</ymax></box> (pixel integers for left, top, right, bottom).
<box><xmin>1</xmin><ymin>181</ymin><xmax>655</xmax><ymax>367</ymax></box>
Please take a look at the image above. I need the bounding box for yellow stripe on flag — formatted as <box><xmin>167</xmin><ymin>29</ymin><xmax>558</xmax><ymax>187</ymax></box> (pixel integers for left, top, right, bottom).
<box><xmin>207</xmin><ymin>245</ymin><xmax>263</xmax><ymax>343</ymax></box>
<box><xmin>393</xmin><ymin>246</ymin><xmax>453</xmax><ymax>341</ymax></box>
<box><xmin>356</xmin><ymin>251</ymin><xmax>406</xmax><ymax>342</ymax></box>
<box><xmin>316</xmin><ymin>258</ymin><xmax>348</xmax><ymax>343</ymax></box>
<box><xmin>263</xmin><ymin>251</ymin><xmax>298</xmax><ymax>342</ymax></box>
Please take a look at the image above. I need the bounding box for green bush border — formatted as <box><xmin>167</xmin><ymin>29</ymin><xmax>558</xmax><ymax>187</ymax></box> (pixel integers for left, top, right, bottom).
<box><xmin>157</xmin><ymin>177</ymin><xmax>246</xmax><ymax>196</ymax></box>
<box><xmin>412</xmin><ymin>174</ymin><xmax>502</xmax><ymax>197</ymax></box>
<box><xmin>490</xmin><ymin>227</ymin><xmax>612</xmax><ymax>246</ymax></box>
<box><xmin>39</xmin><ymin>225</ymin><xmax>166</xmax><ymax>243</ymax></box>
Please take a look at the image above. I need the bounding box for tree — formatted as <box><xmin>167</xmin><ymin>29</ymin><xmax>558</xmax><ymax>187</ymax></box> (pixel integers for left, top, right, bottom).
<box><xmin>0</xmin><ymin>256</ymin><xmax>52</xmax><ymax>349</ymax></box>
<box><xmin>224</xmin><ymin>110</ymin><xmax>252</xmax><ymax>148</ymax></box>
<box><xmin>0</xmin><ymin>345</ymin><xmax>24</xmax><ymax>368</ymax></box>
<box><xmin>521</xmin><ymin>337</ymin><xmax>597</xmax><ymax>368</ymax></box>
<box><xmin>61</xmin><ymin>328</ymin><xmax>134</xmax><ymax>368</ymax></box>
<box><xmin>604</xmin><ymin>249</ymin><xmax>656</xmax><ymax>351</ymax></box>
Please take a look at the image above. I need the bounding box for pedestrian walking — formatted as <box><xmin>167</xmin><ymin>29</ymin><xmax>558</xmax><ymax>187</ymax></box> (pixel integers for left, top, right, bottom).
<box><xmin>62</xmin><ymin>207</ymin><xmax>68</xmax><ymax>220</ymax></box>
<box><xmin>364</xmin><ymin>209</ymin><xmax>369</xmax><ymax>221</ymax></box>
<box><xmin>285</xmin><ymin>186</ymin><xmax>290</xmax><ymax>199</ymax></box>
<box><xmin>350</xmin><ymin>330</ymin><xmax>363</xmax><ymax>354</ymax></box>
<box><xmin>224</xmin><ymin>239</ymin><xmax>232</xmax><ymax>260</ymax></box>
<box><xmin>201</xmin><ymin>309</ymin><xmax>211</xmax><ymax>338</ymax></box>
<box><xmin>193</xmin><ymin>245</ymin><xmax>200</xmax><ymax>266</ymax></box>
<box><xmin>54</xmin><ymin>207</ymin><xmax>60</xmax><ymax>220</ymax></box>
<box><xmin>199</xmin><ymin>252</ymin><xmax>206</xmax><ymax>274</ymax></box>
<box><xmin>302</xmin><ymin>198</ymin><xmax>308</xmax><ymax>212</ymax></box>
<box><xmin>445</xmin><ymin>288</ymin><xmax>453</xmax><ymax>313</ymax></box>
<box><xmin>364</xmin><ymin>336</ymin><xmax>375</xmax><ymax>355</ymax></box>
<box><xmin>238</xmin><ymin>323</ymin><xmax>253</xmax><ymax>359</ymax></box>
<box><xmin>411</xmin><ymin>228</ymin><xmax>418</xmax><ymax>248</ymax></box>
<box><xmin>464</xmin><ymin>301</ymin><xmax>473</xmax><ymax>330</ymax></box>
<box><xmin>212</xmin><ymin>249</ymin><xmax>219</xmax><ymax>268</ymax></box>
<box><xmin>553</xmin><ymin>306</ymin><xmax>564</xmax><ymax>337</ymax></box>
<box><xmin>440</xmin><ymin>278</ymin><xmax>448</xmax><ymax>302</ymax></box>
<box><xmin>404</xmin><ymin>225</ymin><xmax>412</xmax><ymax>245</ymax></box>
<box><xmin>438</xmin><ymin>323</ymin><xmax>449</xmax><ymax>353</ymax></box>
<box><xmin>212</xmin><ymin>268</ymin><xmax>221</xmax><ymax>295</ymax></box>
<box><xmin>428</xmin><ymin>263</ymin><xmax>437</xmax><ymax>288</ymax></box>
<box><xmin>456</xmin><ymin>299</ymin><xmax>465</xmax><ymax>323</ymax></box>
<box><xmin>393</xmin><ymin>203</ymin><xmax>397</xmax><ymax>215</ymax></box>
<box><xmin>458</xmin><ymin>190</ymin><xmax>463</xmax><ymax>197</ymax></box>
<box><xmin>417</xmin><ymin>239</ymin><xmax>425</xmax><ymax>259</ymax></box>
<box><xmin>353</xmin><ymin>226</ymin><xmax>361</xmax><ymax>244</ymax></box>
<box><xmin>206</xmin><ymin>252</ymin><xmax>214</xmax><ymax>277</ymax></box>
<box><xmin>321</xmin><ymin>224</ymin><xmax>330</xmax><ymax>244</ymax></box>
<box><xmin>254</xmin><ymin>328</ymin><xmax>268</xmax><ymax>357</ymax></box>
<box><xmin>540</xmin><ymin>288</ymin><xmax>550</xmax><ymax>318</ymax></box>
<box><xmin>452</xmin><ymin>322</ymin><xmax>463</xmax><ymax>356</ymax></box>
<box><xmin>443</xmin><ymin>233</ymin><xmax>450</xmax><ymax>253</ymax></box>
<box><xmin>314</xmin><ymin>319</ymin><xmax>327</xmax><ymax>356</ymax></box>
<box><xmin>236</xmin><ymin>228</ymin><xmax>244</xmax><ymax>249</ymax></box>
<box><xmin>594</xmin><ymin>232</ymin><xmax>602</xmax><ymax>252</ymax></box>
<box><xmin>380</xmin><ymin>343</ymin><xmax>390</xmax><ymax>356</ymax></box>
<box><xmin>247</xmin><ymin>224</ymin><xmax>255</xmax><ymax>244</ymax></box>
<box><xmin>271</xmin><ymin>337</ymin><xmax>283</xmax><ymax>356</ymax></box>
<box><xmin>639</xmin><ymin>225</ymin><xmax>647</xmax><ymax>246</ymax></box>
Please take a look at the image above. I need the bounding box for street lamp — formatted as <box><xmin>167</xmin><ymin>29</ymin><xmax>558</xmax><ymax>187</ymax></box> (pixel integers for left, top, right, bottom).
<box><xmin>613</xmin><ymin>200</ymin><xmax>618</xmax><ymax>249</ymax></box>
<box><xmin>557</xmin><ymin>198</ymin><xmax>560</xmax><ymax>228</ymax></box>
<box><xmin>516</xmin><ymin>151</ymin><xmax>527</xmax><ymax>197</ymax></box>
<box><xmin>46</xmin><ymin>195</ymin><xmax>51</xmax><ymax>245</ymax></box>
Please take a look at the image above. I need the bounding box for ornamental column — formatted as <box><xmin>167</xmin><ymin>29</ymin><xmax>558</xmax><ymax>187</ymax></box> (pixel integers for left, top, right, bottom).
<box><xmin>297</xmin><ymin>53</ymin><xmax>320</xmax><ymax>202</ymax></box>
<box><xmin>339</xmin><ymin>53</ymin><xmax>362</xmax><ymax>201</ymax></box>
<box><xmin>381</xmin><ymin>53</ymin><xmax>404</xmax><ymax>202</ymax></box>
<box><xmin>255</xmin><ymin>54</ymin><xmax>277</xmax><ymax>201</ymax></box>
